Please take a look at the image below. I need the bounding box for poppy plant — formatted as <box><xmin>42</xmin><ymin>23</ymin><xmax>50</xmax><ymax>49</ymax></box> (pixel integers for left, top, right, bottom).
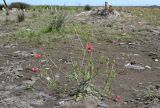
<box><xmin>115</xmin><ymin>95</ymin><xmax>122</xmax><ymax>102</ymax></box>
<box><xmin>34</xmin><ymin>53</ymin><xmax>42</xmax><ymax>59</ymax></box>
<box><xmin>32</xmin><ymin>67</ymin><xmax>39</xmax><ymax>73</ymax></box>
<box><xmin>86</xmin><ymin>43</ymin><xmax>93</xmax><ymax>53</ymax></box>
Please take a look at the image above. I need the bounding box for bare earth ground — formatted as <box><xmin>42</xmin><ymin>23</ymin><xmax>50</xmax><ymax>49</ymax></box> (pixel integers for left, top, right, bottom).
<box><xmin>0</xmin><ymin>8</ymin><xmax>160</xmax><ymax>108</ymax></box>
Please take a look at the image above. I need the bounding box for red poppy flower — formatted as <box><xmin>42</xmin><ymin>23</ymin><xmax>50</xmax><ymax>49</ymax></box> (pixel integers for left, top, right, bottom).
<box><xmin>86</xmin><ymin>43</ymin><xmax>93</xmax><ymax>53</ymax></box>
<box><xmin>34</xmin><ymin>53</ymin><xmax>42</xmax><ymax>59</ymax></box>
<box><xmin>115</xmin><ymin>95</ymin><xmax>122</xmax><ymax>102</ymax></box>
<box><xmin>32</xmin><ymin>67</ymin><xmax>39</xmax><ymax>73</ymax></box>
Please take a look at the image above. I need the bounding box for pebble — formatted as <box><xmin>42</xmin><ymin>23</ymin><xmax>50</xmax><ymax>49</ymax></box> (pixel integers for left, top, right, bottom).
<box><xmin>17</xmin><ymin>74</ymin><xmax>24</xmax><ymax>78</ymax></box>
<box><xmin>97</xmin><ymin>102</ymin><xmax>109</xmax><ymax>108</ymax></box>
<box><xmin>3</xmin><ymin>44</ymin><xmax>17</xmax><ymax>49</ymax></box>
<box><xmin>16</xmin><ymin>67</ymin><xmax>24</xmax><ymax>71</ymax></box>
<box><xmin>45</xmin><ymin>68</ymin><xmax>50</xmax><ymax>70</ymax></box>
<box><xmin>55</xmin><ymin>74</ymin><xmax>60</xmax><ymax>80</ymax></box>
<box><xmin>14</xmin><ymin>51</ymin><xmax>30</xmax><ymax>57</ymax></box>
<box><xmin>154</xmin><ymin>59</ymin><xmax>159</xmax><ymax>62</ymax></box>
<box><xmin>2</xmin><ymin>81</ymin><xmax>5</xmax><ymax>84</ymax></box>
<box><xmin>125</xmin><ymin>63</ymin><xmax>145</xmax><ymax>70</ymax></box>
<box><xmin>30</xmin><ymin>99</ymin><xmax>45</xmax><ymax>106</ymax></box>
<box><xmin>145</xmin><ymin>65</ymin><xmax>151</xmax><ymax>69</ymax></box>
<box><xmin>23</xmin><ymin>76</ymin><xmax>38</xmax><ymax>85</ymax></box>
<box><xmin>128</xmin><ymin>43</ymin><xmax>136</xmax><ymax>45</ymax></box>
<box><xmin>138</xmin><ymin>83</ymin><xmax>143</xmax><ymax>85</ymax></box>
<box><xmin>15</xmin><ymin>85</ymin><xmax>26</xmax><ymax>90</ymax></box>
<box><xmin>58</xmin><ymin>101</ymin><xmax>65</xmax><ymax>106</ymax></box>
<box><xmin>40</xmin><ymin>59</ymin><xmax>46</xmax><ymax>63</ymax></box>
<box><xmin>23</xmin><ymin>80</ymin><xmax>36</xmax><ymax>85</ymax></box>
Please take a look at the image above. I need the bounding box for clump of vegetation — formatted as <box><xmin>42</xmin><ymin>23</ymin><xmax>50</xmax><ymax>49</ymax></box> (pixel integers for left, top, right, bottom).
<box><xmin>30</xmin><ymin>40</ymin><xmax>115</xmax><ymax>101</ymax></box>
<box><xmin>144</xmin><ymin>88</ymin><xmax>158</xmax><ymax>99</ymax></box>
<box><xmin>15</xmin><ymin>29</ymin><xmax>41</xmax><ymax>43</ymax></box>
<box><xmin>84</xmin><ymin>5</ymin><xmax>92</xmax><ymax>11</ymax></box>
<box><xmin>68</xmin><ymin>43</ymin><xmax>115</xmax><ymax>101</ymax></box>
<box><xmin>16</xmin><ymin>10</ymin><xmax>25</xmax><ymax>22</ymax></box>
<box><xmin>9</xmin><ymin>2</ymin><xmax>30</xmax><ymax>9</ymax></box>
<box><xmin>45</xmin><ymin>12</ymin><xmax>66</xmax><ymax>32</ymax></box>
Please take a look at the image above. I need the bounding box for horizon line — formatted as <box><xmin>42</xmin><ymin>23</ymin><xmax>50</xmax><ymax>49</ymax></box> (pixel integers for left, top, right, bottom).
<box><xmin>0</xmin><ymin>1</ymin><xmax>160</xmax><ymax>7</ymax></box>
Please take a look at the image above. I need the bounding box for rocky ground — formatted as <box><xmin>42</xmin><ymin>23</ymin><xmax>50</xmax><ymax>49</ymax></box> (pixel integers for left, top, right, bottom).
<box><xmin>0</xmin><ymin>8</ymin><xmax>160</xmax><ymax>108</ymax></box>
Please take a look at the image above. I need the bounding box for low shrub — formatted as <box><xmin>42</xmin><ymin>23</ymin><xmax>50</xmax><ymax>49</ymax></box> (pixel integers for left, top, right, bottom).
<box><xmin>45</xmin><ymin>12</ymin><xmax>65</xmax><ymax>33</ymax></box>
<box><xmin>9</xmin><ymin>2</ymin><xmax>30</xmax><ymax>9</ymax></box>
<box><xmin>16</xmin><ymin>10</ymin><xmax>25</xmax><ymax>22</ymax></box>
<box><xmin>84</xmin><ymin>5</ymin><xmax>92</xmax><ymax>11</ymax></box>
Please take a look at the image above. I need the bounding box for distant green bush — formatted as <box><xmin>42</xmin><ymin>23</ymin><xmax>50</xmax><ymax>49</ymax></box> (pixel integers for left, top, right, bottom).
<box><xmin>9</xmin><ymin>2</ymin><xmax>30</xmax><ymax>9</ymax></box>
<box><xmin>84</xmin><ymin>5</ymin><xmax>92</xmax><ymax>11</ymax></box>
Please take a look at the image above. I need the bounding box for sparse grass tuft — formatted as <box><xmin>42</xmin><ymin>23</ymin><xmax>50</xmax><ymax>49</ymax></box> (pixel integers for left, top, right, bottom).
<box><xmin>17</xmin><ymin>10</ymin><xmax>25</xmax><ymax>22</ymax></box>
<box><xmin>14</xmin><ymin>29</ymin><xmax>41</xmax><ymax>44</ymax></box>
<box><xmin>44</xmin><ymin>12</ymin><xmax>65</xmax><ymax>33</ymax></box>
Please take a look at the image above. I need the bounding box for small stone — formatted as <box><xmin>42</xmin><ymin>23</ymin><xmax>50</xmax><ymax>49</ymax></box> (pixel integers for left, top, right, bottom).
<box><xmin>46</xmin><ymin>77</ymin><xmax>51</xmax><ymax>81</ymax></box>
<box><xmin>135</xmin><ymin>98</ymin><xmax>141</xmax><ymax>101</ymax></box>
<box><xmin>15</xmin><ymin>85</ymin><xmax>25</xmax><ymax>90</ymax></box>
<box><xmin>125</xmin><ymin>63</ymin><xmax>145</xmax><ymax>70</ymax></box>
<box><xmin>30</xmin><ymin>99</ymin><xmax>44</xmax><ymax>106</ymax></box>
<box><xmin>124</xmin><ymin>102</ymin><xmax>128</xmax><ymax>105</ymax></box>
<box><xmin>154</xmin><ymin>59</ymin><xmax>159</xmax><ymax>62</ymax></box>
<box><xmin>128</xmin><ymin>43</ymin><xmax>136</xmax><ymax>45</ymax></box>
<box><xmin>14</xmin><ymin>51</ymin><xmax>30</xmax><ymax>57</ymax></box>
<box><xmin>133</xmin><ymin>54</ymin><xmax>140</xmax><ymax>56</ymax></box>
<box><xmin>23</xmin><ymin>76</ymin><xmax>38</xmax><ymax>85</ymax></box>
<box><xmin>45</xmin><ymin>68</ymin><xmax>50</xmax><ymax>70</ymax></box>
<box><xmin>148</xmin><ymin>52</ymin><xmax>157</xmax><ymax>57</ymax></box>
<box><xmin>55</xmin><ymin>74</ymin><xmax>60</xmax><ymax>80</ymax></box>
<box><xmin>97</xmin><ymin>102</ymin><xmax>109</xmax><ymax>108</ymax></box>
<box><xmin>23</xmin><ymin>80</ymin><xmax>35</xmax><ymax>85</ymax></box>
<box><xmin>2</xmin><ymin>81</ymin><xmax>5</xmax><ymax>84</ymax></box>
<box><xmin>58</xmin><ymin>101</ymin><xmax>65</xmax><ymax>106</ymax></box>
<box><xmin>26</xmin><ymin>28</ymin><xmax>32</xmax><ymax>31</ymax></box>
<box><xmin>17</xmin><ymin>74</ymin><xmax>24</xmax><ymax>78</ymax></box>
<box><xmin>138</xmin><ymin>83</ymin><xmax>143</xmax><ymax>85</ymax></box>
<box><xmin>145</xmin><ymin>65</ymin><xmax>151</xmax><ymax>69</ymax></box>
<box><xmin>14</xmin><ymin>51</ymin><xmax>21</xmax><ymax>54</ymax></box>
<box><xmin>3</xmin><ymin>44</ymin><xmax>17</xmax><ymax>49</ymax></box>
<box><xmin>40</xmin><ymin>59</ymin><xmax>46</xmax><ymax>63</ymax></box>
<box><xmin>16</xmin><ymin>67</ymin><xmax>24</xmax><ymax>71</ymax></box>
<box><xmin>119</xmin><ymin>42</ymin><xmax>125</xmax><ymax>45</ymax></box>
<box><xmin>37</xmin><ymin>92</ymin><xmax>51</xmax><ymax>99</ymax></box>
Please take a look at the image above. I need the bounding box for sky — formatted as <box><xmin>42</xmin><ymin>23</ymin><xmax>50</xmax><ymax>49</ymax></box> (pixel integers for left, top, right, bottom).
<box><xmin>0</xmin><ymin>0</ymin><xmax>160</xmax><ymax>6</ymax></box>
